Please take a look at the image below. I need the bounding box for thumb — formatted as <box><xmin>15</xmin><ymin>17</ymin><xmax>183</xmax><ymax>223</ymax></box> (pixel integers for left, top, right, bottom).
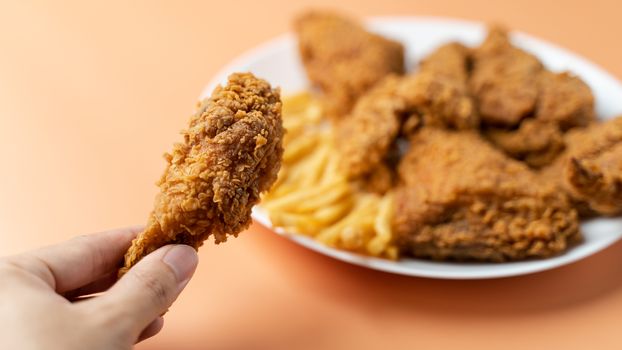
<box><xmin>92</xmin><ymin>244</ymin><xmax>198</xmax><ymax>336</ymax></box>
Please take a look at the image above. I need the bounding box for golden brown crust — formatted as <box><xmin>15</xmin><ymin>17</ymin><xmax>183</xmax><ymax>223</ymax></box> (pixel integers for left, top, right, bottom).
<box><xmin>399</xmin><ymin>72</ymin><xmax>477</xmax><ymax>131</ymax></box>
<box><xmin>470</xmin><ymin>26</ymin><xmax>543</xmax><ymax>127</ymax></box>
<box><xmin>295</xmin><ymin>11</ymin><xmax>404</xmax><ymax>118</ymax></box>
<box><xmin>469</xmin><ymin>27</ymin><xmax>595</xmax><ymax>169</ymax></box>
<box><xmin>358</xmin><ymin>160</ymin><xmax>396</xmax><ymax>194</ymax></box>
<box><xmin>335</xmin><ymin>75</ymin><xmax>404</xmax><ymax>179</ymax></box>
<box><xmin>419</xmin><ymin>42</ymin><xmax>470</xmax><ymax>82</ymax></box>
<box><xmin>403</xmin><ymin>42</ymin><xmax>478</xmax><ymax>131</ymax></box>
<box><xmin>485</xmin><ymin>119</ymin><xmax>565</xmax><ymax>168</ymax></box>
<box><xmin>542</xmin><ymin>117</ymin><xmax>622</xmax><ymax>215</ymax></box>
<box><xmin>336</xmin><ymin>43</ymin><xmax>477</xmax><ymax>181</ymax></box>
<box><xmin>393</xmin><ymin>129</ymin><xmax>580</xmax><ymax>261</ymax></box>
<box><xmin>536</xmin><ymin>71</ymin><xmax>595</xmax><ymax>130</ymax></box>
<box><xmin>121</xmin><ymin>73</ymin><xmax>283</xmax><ymax>274</ymax></box>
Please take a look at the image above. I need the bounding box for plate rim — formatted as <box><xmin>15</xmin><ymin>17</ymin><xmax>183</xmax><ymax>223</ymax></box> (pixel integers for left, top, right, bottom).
<box><xmin>253</xmin><ymin>207</ymin><xmax>622</xmax><ymax>279</ymax></box>
<box><xmin>203</xmin><ymin>16</ymin><xmax>622</xmax><ymax>279</ymax></box>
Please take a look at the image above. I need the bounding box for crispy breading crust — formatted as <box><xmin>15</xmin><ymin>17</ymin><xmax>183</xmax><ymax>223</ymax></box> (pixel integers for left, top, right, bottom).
<box><xmin>485</xmin><ymin>119</ymin><xmax>565</xmax><ymax>168</ymax></box>
<box><xmin>419</xmin><ymin>42</ymin><xmax>470</xmax><ymax>82</ymax></box>
<box><xmin>536</xmin><ymin>71</ymin><xmax>595</xmax><ymax>130</ymax></box>
<box><xmin>121</xmin><ymin>73</ymin><xmax>283</xmax><ymax>274</ymax></box>
<box><xmin>394</xmin><ymin>129</ymin><xmax>580</xmax><ymax>262</ymax></box>
<box><xmin>542</xmin><ymin>116</ymin><xmax>622</xmax><ymax>215</ymax></box>
<box><xmin>401</xmin><ymin>43</ymin><xmax>478</xmax><ymax>131</ymax></box>
<box><xmin>295</xmin><ymin>11</ymin><xmax>404</xmax><ymax>118</ymax></box>
<box><xmin>336</xmin><ymin>43</ymin><xmax>477</xmax><ymax>181</ymax></box>
<box><xmin>335</xmin><ymin>75</ymin><xmax>404</xmax><ymax>179</ymax></box>
<box><xmin>470</xmin><ymin>26</ymin><xmax>543</xmax><ymax>126</ymax></box>
<box><xmin>472</xmin><ymin>28</ymin><xmax>594</xmax><ymax>167</ymax></box>
<box><xmin>399</xmin><ymin>72</ymin><xmax>477</xmax><ymax>131</ymax></box>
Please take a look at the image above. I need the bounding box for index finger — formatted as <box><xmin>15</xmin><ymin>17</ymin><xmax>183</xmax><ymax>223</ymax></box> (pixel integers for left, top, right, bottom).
<box><xmin>15</xmin><ymin>226</ymin><xmax>141</xmax><ymax>293</ymax></box>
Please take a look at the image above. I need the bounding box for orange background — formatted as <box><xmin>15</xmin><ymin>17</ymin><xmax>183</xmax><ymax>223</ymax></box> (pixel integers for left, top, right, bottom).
<box><xmin>1</xmin><ymin>1</ymin><xmax>621</xmax><ymax>349</ymax></box>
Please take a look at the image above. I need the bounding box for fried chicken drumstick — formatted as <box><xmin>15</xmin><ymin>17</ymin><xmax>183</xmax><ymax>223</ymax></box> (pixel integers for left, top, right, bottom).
<box><xmin>121</xmin><ymin>73</ymin><xmax>283</xmax><ymax>275</ymax></box>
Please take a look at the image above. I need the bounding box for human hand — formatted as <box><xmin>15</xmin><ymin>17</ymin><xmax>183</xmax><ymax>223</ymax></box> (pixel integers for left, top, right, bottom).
<box><xmin>0</xmin><ymin>227</ymin><xmax>198</xmax><ymax>350</ymax></box>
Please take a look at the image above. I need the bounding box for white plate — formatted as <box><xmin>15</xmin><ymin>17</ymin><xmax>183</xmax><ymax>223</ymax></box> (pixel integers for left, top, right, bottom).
<box><xmin>202</xmin><ymin>17</ymin><xmax>622</xmax><ymax>279</ymax></box>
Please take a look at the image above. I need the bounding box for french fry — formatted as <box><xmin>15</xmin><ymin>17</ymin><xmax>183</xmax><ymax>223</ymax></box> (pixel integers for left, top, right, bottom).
<box><xmin>310</xmin><ymin>199</ymin><xmax>353</xmax><ymax>225</ymax></box>
<box><xmin>263</xmin><ymin>180</ymin><xmax>344</xmax><ymax>212</ymax></box>
<box><xmin>294</xmin><ymin>182</ymin><xmax>350</xmax><ymax>212</ymax></box>
<box><xmin>283</xmin><ymin>116</ymin><xmax>315</xmax><ymax>142</ymax></box>
<box><xmin>270</xmin><ymin>211</ymin><xmax>317</xmax><ymax>231</ymax></box>
<box><xmin>283</xmin><ymin>134</ymin><xmax>319</xmax><ymax>163</ymax></box>
<box><xmin>299</xmin><ymin>143</ymin><xmax>331</xmax><ymax>187</ymax></box>
<box><xmin>317</xmin><ymin>195</ymin><xmax>374</xmax><ymax>241</ymax></box>
<box><xmin>320</xmin><ymin>154</ymin><xmax>341</xmax><ymax>185</ymax></box>
<box><xmin>368</xmin><ymin>192</ymin><xmax>394</xmax><ymax>255</ymax></box>
<box><xmin>340</xmin><ymin>226</ymin><xmax>369</xmax><ymax>250</ymax></box>
<box><xmin>282</xmin><ymin>92</ymin><xmax>312</xmax><ymax>114</ymax></box>
<box><xmin>303</xmin><ymin>100</ymin><xmax>323</xmax><ymax>123</ymax></box>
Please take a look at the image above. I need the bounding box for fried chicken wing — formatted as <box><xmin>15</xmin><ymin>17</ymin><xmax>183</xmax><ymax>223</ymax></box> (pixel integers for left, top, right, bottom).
<box><xmin>470</xmin><ymin>26</ymin><xmax>543</xmax><ymax>126</ymax></box>
<box><xmin>485</xmin><ymin>119</ymin><xmax>565</xmax><ymax>168</ymax></box>
<box><xmin>335</xmin><ymin>75</ymin><xmax>404</xmax><ymax>179</ymax></box>
<box><xmin>400</xmin><ymin>75</ymin><xmax>477</xmax><ymax>131</ymax></box>
<box><xmin>295</xmin><ymin>11</ymin><xmax>404</xmax><ymax>118</ymax></box>
<box><xmin>393</xmin><ymin>129</ymin><xmax>580</xmax><ymax>261</ymax></box>
<box><xmin>536</xmin><ymin>71</ymin><xmax>595</xmax><ymax>130</ymax></box>
<box><xmin>542</xmin><ymin>116</ymin><xmax>622</xmax><ymax>215</ymax></box>
<box><xmin>336</xmin><ymin>44</ymin><xmax>477</xmax><ymax>181</ymax></box>
<box><xmin>401</xmin><ymin>43</ymin><xmax>478</xmax><ymax>131</ymax></box>
<box><xmin>121</xmin><ymin>73</ymin><xmax>284</xmax><ymax>274</ymax></box>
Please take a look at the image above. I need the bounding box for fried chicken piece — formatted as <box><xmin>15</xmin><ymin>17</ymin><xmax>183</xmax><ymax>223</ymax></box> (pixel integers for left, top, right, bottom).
<box><xmin>121</xmin><ymin>73</ymin><xmax>284</xmax><ymax>274</ymax></box>
<box><xmin>393</xmin><ymin>129</ymin><xmax>580</xmax><ymax>261</ymax></box>
<box><xmin>336</xmin><ymin>75</ymin><xmax>404</xmax><ymax>179</ymax></box>
<box><xmin>536</xmin><ymin>71</ymin><xmax>595</xmax><ymax>130</ymax></box>
<box><xmin>470</xmin><ymin>26</ymin><xmax>543</xmax><ymax>127</ymax></box>
<box><xmin>399</xmin><ymin>72</ymin><xmax>477</xmax><ymax>131</ymax></box>
<box><xmin>295</xmin><ymin>11</ymin><xmax>404</xmax><ymax>118</ymax></box>
<box><xmin>358</xmin><ymin>161</ymin><xmax>396</xmax><ymax>194</ymax></box>
<box><xmin>485</xmin><ymin>119</ymin><xmax>565</xmax><ymax>168</ymax></box>
<box><xmin>402</xmin><ymin>43</ymin><xmax>478</xmax><ymax>131</ymax></box>
<box><xmin>336</xmin><ymin>44</ymin><xmax>477</xmax><ymax>180</ymax></box>
<box><xmin>482</xmin><ymin>71</ymin><xmax>594</xmax><ymax>168</ymax></box>
<box><xmin>419</xmin><ymin>42</ymin><xmax>470</xmax><ymax>82</ymax></box>
<box><xmin>542</xmin><ymin>117</ymin><xmax>622</xmax><ymax>215</ymax></box>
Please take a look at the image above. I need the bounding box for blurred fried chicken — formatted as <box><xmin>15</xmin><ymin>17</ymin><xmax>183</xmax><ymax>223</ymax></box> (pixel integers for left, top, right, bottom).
<box><xmin>395</xmin><ymin>43</ymin><xmax>478</xmax><ymax>133</ymax></box>
<box><xmin>542</xmin><ymin>116</ymin><xmax>622</xmax><ymax>215</ymax></box>
<box><xmin>295</xmin><ymin>11</ymin><xmax>404</xmax><ymax>118</ymax></box>
<box><xmin>536</xmin><ymin>71</ymin><xmax>595</xmax><ymax>130</ymax></box>
<box><xmin>470</xmin><ymin>26</ymin><xmax>543</xmax><ymax>127</ymax></box>
<box><xmin>335</xmin><ymin>75</ymin><xmax>404</xmax><ymax>180</ymax></box>
<box><xmin>394</xmin><ymin>129</ymin><xmax>580</xmax><ymax>261</ymax></box>
<box><xmin>419</xmin><ymin>43</ymin><xmax>470</xmax><ymax>79</ymax></box>
<box><xmin>485</xmin><ymin>119</ymin><xmax>565</xmax><ymax>168</ymax></box>
<box><xmin>336</xmin><ymin>43</ymin><xmax>477</xmax><ymax>182</ymax></box>
<box><xmin>473</xmin><ymin>27</ymin><xmax>595</xmax><ymax>167</ymax></box>
<box><xmin>121</xmin><ymin>73</ymin><xmax>284</xmax><ymax>274</ymax></box>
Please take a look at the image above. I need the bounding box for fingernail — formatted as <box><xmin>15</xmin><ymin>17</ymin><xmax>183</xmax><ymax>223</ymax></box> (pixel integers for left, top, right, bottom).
<box><xmin>162</xmin><ymin>245</ymin><xmax>198</xmax><ymax>283</ymax></box>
